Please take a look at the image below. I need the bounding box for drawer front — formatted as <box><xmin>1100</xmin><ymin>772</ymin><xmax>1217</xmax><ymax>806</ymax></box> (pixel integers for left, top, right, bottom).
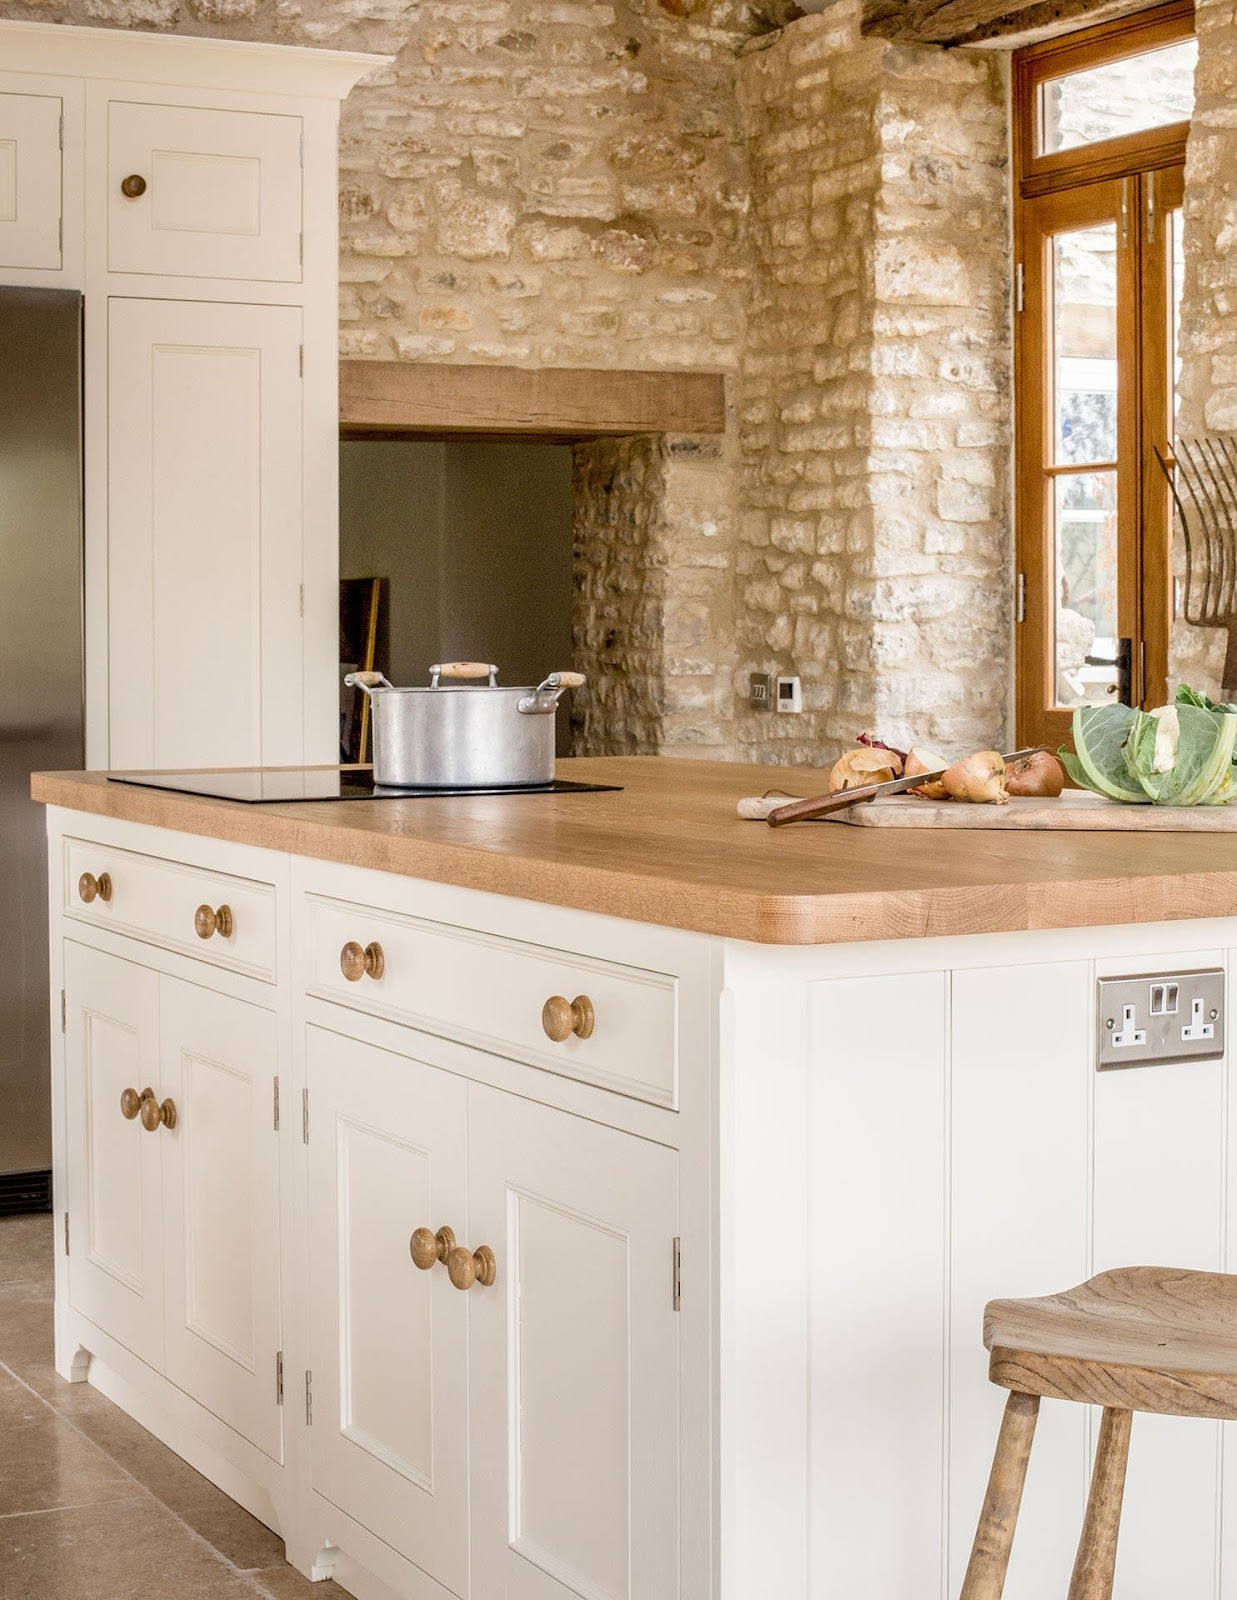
<box><xmin>0</xmin><ymin>91</ymin><xmax>62</xmax><ymax>271</ymax></box>
<box><xmin>306</xmin><ymin>895</ymin><xmax>678</xmax><ymax>1108</ymax></box>
<box><xmin>108</xmin><ymin>100</ymin><xmax>302</xmax><ymax>282</ymax></box>
<box><xmin>64</xmin><ymin>837</ymin><xmax>276</xmax><ymax>981</ymax></box>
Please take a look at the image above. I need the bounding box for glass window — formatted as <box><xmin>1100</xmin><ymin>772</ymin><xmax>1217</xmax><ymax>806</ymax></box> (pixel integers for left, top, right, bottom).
<box><xmin>1054</xmin><ymin>471</ymin><xmax>1119</xmax><ymax>707</ymax></box>
<box><xmin>1040</xmin><ymin>37</ymin><xmax>1198</xmax><ymax>154</ymax></box>
<box><xmin>1053</xmin><ymin>223</ymin><xmax>1118</xmax><ymax>467</ymax></box>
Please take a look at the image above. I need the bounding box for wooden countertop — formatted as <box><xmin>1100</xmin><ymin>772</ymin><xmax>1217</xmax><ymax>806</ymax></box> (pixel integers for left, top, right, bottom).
<box><xmin>30</xmin><ymin>757</ymin><xmax>1237</xmax><ymax>946</ymax></box>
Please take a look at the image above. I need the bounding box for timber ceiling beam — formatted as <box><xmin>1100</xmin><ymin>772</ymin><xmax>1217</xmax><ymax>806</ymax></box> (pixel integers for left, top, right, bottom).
<box><xmin>862</xmin><ymin>0</ymin><xmax>1163</xmax><ymax>46</ymax></box>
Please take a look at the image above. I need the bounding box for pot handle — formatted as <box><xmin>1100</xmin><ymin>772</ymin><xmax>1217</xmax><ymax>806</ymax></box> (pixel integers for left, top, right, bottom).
<box><xmin>431</xmin><ymin>661</ymin><xmax>498</xmax><ymax>688</ymax></box>
<box><xmin>517</xmin><ymin>671</ymin><xmax>587</xmax><ymax>715</ymax></box>
<box><xmin>344</xmin><ymin>671</ymin><xmax>394</xmax><ymax>698</ymax></box>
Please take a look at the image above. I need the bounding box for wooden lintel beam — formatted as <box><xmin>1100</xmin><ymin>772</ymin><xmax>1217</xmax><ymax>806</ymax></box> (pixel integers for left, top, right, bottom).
<box><xmin>339</xmin><ymin>361</ymin><xmax>727</xmax><ymax>441</ymax></box>
<box><xmin>862</xmin><ymin>0</ymin><xmax>1159</xmax><ymax>45</ymax></box>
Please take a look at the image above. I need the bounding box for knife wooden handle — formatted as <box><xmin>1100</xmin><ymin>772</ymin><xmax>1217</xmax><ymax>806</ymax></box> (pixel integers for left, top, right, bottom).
<box><xmin>767</xmin><ymin>787</ymin><xmax>878</xmax><ymax>827</ymax></box>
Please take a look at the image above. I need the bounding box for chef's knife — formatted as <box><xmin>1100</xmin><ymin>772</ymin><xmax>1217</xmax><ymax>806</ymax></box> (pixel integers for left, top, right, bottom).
<box><xmin>765</xmin><ymin>749</ymin><xmax>1043</xmax><ymax>828</ymax></box>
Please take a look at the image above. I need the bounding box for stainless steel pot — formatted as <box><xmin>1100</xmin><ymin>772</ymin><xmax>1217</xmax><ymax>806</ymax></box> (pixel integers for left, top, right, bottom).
<box><xmin>344</xmin><ymin>661</ymin><xmax>585</xmax><ymax>789</ymax></box>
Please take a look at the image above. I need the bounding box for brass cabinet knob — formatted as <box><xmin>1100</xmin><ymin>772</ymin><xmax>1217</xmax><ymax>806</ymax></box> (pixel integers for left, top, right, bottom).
<box><xmin>78</xmin><ymin>871</ymin><xmax>113</xmax><ymax>904</ymax></box>
<box><xmin>410</xmin><ymin>1225</ymin><xmax>456</xmax><ymax>1271</ymax></box>
<box><xmin>447</xmin><ymin>1243</ymin><xmax>497</xmax><ymax>1292</ymax></box>
<box><xmin>541</xmin><ymin>994</ymin><xmax>595</xmax><ymax>1043</ymax></box>
<box><xmin>340</xmin><ymin>940</ymin><xmax>385</xmax><ymax>982</ymax></box>
<box><xmin>120</xmin><ymin>1086</ymin><xmax>148</xmax><ymax>1121</ymax></box>
<box><xmin>139</xmin><ymin>1093</ymin><xmax>177</xmax><ymax>1133</ymax></box>
<box><xmin>194</xmin><ymin>903</ymin><xmax>234</xmax><ymax>940</ymax></box>
<box><xmin>120</xmin><ymin>173</ymin><xmax>147</xmax><ymax>198</ymax></box>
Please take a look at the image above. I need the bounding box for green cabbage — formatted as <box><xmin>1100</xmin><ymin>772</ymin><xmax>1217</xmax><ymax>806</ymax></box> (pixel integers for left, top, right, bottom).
<box><xmin>1059</xmin><ymin>687</ymin><xmax>1237</xmax><ymax>806</ymax></box>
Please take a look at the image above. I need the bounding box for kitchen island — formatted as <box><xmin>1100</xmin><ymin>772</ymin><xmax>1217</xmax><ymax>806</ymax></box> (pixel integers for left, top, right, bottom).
<box><xmin>32</xmin><ymin>757</ymin><xmax>1237</xmax><ymax>1600</ymax></box>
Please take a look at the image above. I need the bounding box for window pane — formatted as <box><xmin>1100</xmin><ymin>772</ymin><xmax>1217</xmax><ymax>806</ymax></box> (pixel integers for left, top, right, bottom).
<box><xmin>1055</xmin><ymin>471</ymin><xmax>1119</xmax><ymax>707</ymax></box>
<box><xmin>1053</xmin><ymin>224</ymin><xmax>1117</xmax><ymax>466</ymax></box>
<box><xmin>1040</xmin><ymin>38</ymin><xmax>1198</xmax><ymax>155</ymax></box>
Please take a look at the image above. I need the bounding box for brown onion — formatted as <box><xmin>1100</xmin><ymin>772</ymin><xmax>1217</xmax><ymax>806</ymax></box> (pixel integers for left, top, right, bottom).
<box><xmin>830</xmin><ymin>747</ymin><xmax>903</xmax><ymax>794</ymax></box>
<box><xmin>941</xmin><ymin>751</ymin><xmax>1009</xmax><ymax>804</ymax></box>
<box><xmin>1005</xmin><ymin>750</ymin><xmax>1064</xmax><ymax>799</ymax></box>
<box><xmin>904</xmin><ymin>746</ymin><xmax>950</xmax><ymax>800</ymax></box>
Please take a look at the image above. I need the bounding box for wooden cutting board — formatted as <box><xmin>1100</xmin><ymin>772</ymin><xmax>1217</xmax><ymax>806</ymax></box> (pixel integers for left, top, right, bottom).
<box><xmin>826</xmin><ymin>790</ymin><xmax>1237</xmax><ymax>829</ymax></box>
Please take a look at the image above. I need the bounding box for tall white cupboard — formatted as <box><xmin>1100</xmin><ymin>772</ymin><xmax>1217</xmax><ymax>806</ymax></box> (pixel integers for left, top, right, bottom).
<box><xmin>0</xmin><ymin>22</ymin><xmax>382</xmax><ymax>768</ymax></box>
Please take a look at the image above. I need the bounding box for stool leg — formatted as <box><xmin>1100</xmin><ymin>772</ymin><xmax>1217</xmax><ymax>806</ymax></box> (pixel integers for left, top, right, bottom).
<box><xmin>1067</xmin><ymin>1408</ymin><xmax>1133</xmax><ymax>1600</ymax></box>
<box><xmin>959</xmin><ymin>1390</ymin><xmax>1041</xmax><ymax>1600</ymax></box>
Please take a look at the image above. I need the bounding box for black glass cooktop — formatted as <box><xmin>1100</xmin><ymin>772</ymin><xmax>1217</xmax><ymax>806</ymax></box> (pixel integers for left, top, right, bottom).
<box><xmin>108</xmin><ymin>769</ymin><xmax>621</xmax><ymax>804</ymax></box>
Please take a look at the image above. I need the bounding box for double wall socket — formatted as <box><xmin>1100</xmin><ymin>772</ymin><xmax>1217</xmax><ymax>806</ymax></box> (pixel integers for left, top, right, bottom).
<box><xmin>1096</xmin><ymin>969</ymin><xmax>1225</xmax><ymax>1069</ymax></box>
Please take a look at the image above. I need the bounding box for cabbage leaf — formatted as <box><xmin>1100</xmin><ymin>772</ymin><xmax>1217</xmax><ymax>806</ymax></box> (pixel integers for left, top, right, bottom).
<box><xmin>1060</xmin><ymin>689</ymin><xmax>1237</xmax><ymax>806</ymax></box>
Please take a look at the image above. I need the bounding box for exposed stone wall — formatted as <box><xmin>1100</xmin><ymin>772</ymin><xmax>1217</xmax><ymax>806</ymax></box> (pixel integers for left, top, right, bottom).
<box><xmin>1172</xmin><ymin>0</ymin><xmax>1236</xmax><ymax>695</ymax></box>
<box><xmin>736</xmin><ymin>1</ymin><xmax>1012</xmax><ymax>763</ymax></box>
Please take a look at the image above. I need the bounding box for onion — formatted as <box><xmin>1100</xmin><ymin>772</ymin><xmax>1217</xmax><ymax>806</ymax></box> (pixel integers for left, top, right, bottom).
<box><xmin>941</xmin><ymin>750</ymin><xmax>1009</xmax><ymax>804</ymax></box>
<box><xmin>830</xmin><ymin>747</ymin><xmax>903</xmax><ymax>794</ymax></box>
<box><xmin>905</xmin><ymin>745</ymin><xmax>950</xmax><ymax>800</ymax></box>
<box><xmin>1005</xmin><ymin>750</ymin><xmax>1064</xmax><ymax>799</ymax></box>
<box><xmin>857</xmin><ymin>730</ymin><xmax>909</xmax><ymax>765</ymax></box>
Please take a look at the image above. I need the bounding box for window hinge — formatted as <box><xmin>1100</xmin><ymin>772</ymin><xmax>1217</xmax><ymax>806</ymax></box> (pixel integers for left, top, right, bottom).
<box><xmin>1120</xmin><ymin>177</ymin><xmax>1131</xmax><ymax>248</ymax></box>
<box><xmin>305</xmin><ymin>1370</ymin><xmax>313</xmax><ymax>1426</ymax></box>
<box><xmin>672</xmin><ymin>1236</ymin><xmax>681</xmax><ymax>1312</ymax></box>
<box><xmin>1015</xmin><ymin>262</ymin><xmax>1024</xmax><ymax>315</ymax></box>
<box><xmin>273</xmin><ymin>1076</ymin><xmax>280</xmax><ymax>1132</ymax></box>
<box><xmin>1015</xmin><ymin>572</ymin><xmax>1027</xmax><ymax>625</ymax></box>
<box><xmin>63</xmin><ymin>1212</ymin><xmax>70</xmax><ymax>1256</ymax></box>
<box><xmin>60</xmin><ymin>989</ymin><xmax>66</xmax><ymax>1033</ymax></box>
<box><xmin>1147</xmin><ymin>169</ymin><xmax>1157</xmax><ymax>245</ymax></box>
<box><xmin>302</xmin><ymin>1087</ymin><xmax>309</xmax><ymax>1145</ymax></box>
<box><xmin>276</xmin><ymin>1350</ymin><xmax>284</xmax><ymax>1406</ymax></box>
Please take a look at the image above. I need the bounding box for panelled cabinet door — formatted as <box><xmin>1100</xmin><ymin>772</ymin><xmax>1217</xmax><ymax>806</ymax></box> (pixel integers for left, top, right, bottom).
<box><xmin>107</xmin><ymin>100</ymin><xmax>302</xmax><ymax>282</ymax></box>
<box><xmin>467</xmin><ymin>1086</ymin><xmax>680</xmax><ymax>1600</ymax></box>
<box><xmin>63</xmin><ymin>941</ymin><xmax>164</xmax><ymax>1369</ymax></box>
<box><xmin>107</xmin><ymin>297</ymin><xmax>304</xmax><ymax>770</ymax></box>
<box><xmin>0</xmin><ymin>91</ymin><xmax>62</xmax><ymax>271</ymax></box>
<box><xmin>306</xmin><ymin>1027</ymin><xmax>470</xmax><ymax>1598</ymax></box>
<box><xmin>160</xmin><ymin>977</ymin><xmax>283</xmax><ymax>1464</ymax></box>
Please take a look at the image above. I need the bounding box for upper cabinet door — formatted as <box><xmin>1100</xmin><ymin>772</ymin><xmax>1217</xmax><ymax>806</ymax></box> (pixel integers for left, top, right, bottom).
<box><xmin>467</xmin><ymin>1087</ymin><xmax>681</xmax><ymax>1600</ymax></box>
<box><xmin>108</xmin><ymin>100</ymin><xmax>302</xmax><ymax>283</ymax></box>
<box><xmin>0</xmin><ymin>91</ymin><xmax>62</xmax><ymax>270</ymax></box>
<box><xmin>107</xmin><ymin>296</ymin><xmax>304</xmax><ymax>770</ymax></box>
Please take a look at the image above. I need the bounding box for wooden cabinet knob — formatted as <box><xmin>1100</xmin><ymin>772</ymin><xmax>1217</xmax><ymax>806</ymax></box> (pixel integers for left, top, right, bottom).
<box><xmin>120</xmin><ymin>173</ymin><xmax>147</xmax><ymax>198</ymax></box>
<box><xmin>78</xmin><ymin>871</ymin><xmax>112</xmax><ymax>904</ymax></box>
<box><xmin>541</xmin><ymin>994</ymin><xmax>595</xmax><ymax>1043</ymax></box>
<box><xmin>139</xmin><ymin>1092</ymin><xmax>177</xmax><ymax>1133</ymax></box>
<box><xmin>410</xmin><ymin>1225</ymin><xmax>456</xmax><ymax>1271</ymax></box>
<box><xmin>194</xmin><ymin>903</ymin><xmax>234</xmax><ymax>940</ymax></box>
<box><xmin>340</xmin><ymin>940</ymin><xmax>385</xmax><ymax>982</ymax></box>
<box><xmin>120</xmin><ymin>1086</ymin><xmax>147</xmax><ymax>1121</ymax></box>
<box><xmin>447</xmin><ymin>1243</ymin><xmax>497</xmax><ymax>1292</ymax></box>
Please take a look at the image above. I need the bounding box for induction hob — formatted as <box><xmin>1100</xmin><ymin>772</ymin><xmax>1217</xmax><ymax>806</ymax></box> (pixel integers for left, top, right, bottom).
<box><xmin>108</xmin><ymin>769</ymin><xmax>621</xmax><ymax>804</ymax></box>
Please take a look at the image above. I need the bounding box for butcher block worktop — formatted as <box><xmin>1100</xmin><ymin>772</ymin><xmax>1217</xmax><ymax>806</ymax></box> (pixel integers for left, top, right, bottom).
<box><xmin>31</xmin><ymin>757</ymin><xmax>1237</xmax><ymax>945</ymax></box>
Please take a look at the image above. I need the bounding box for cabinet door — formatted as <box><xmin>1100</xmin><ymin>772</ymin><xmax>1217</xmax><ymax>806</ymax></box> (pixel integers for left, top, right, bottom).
<box><xmin>107</xmin><ymin>297</ymin><xmax>304</xmax><ymax>770</ymax></box>
<box><xmin>64</xmin><ymin>941</ymin><xmax>164</xmax><ymax>1369</ymax></box>
<box><xmin>468</xmin><ymin>1086</ymin><xmax>680</xmax><ymax>1600</ymax></box>
<box><xmin>306</xmin><ymin>1027</ymin><xmax>470</xmax><ymax>1598</ymax></box>
<box><xmin>0</xmin><ymin>91</ymin><xmax>62</xmax><ymax>271</ymax></box>
<box><xmin>108</xmin><ymin>100</ymin><xmax>302</xmax><ymax>282</ymax></box>
<box><xmin>160</xmin><ymin>978</ymin><xmax>282</xmax><ymax>1463</ymax></box>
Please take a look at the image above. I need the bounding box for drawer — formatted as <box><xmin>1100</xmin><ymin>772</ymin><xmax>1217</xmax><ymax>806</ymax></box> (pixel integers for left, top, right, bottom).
<box><xmin>0</xmin><ymin>91</ymin><xmax>62</xmax><ymax>270</ymax></box>
<box><xmin>305</xmin><ymin>894</ymin><xmax>678</xmax><ymax>1109</ymax></box>
<box><xmin>64</xmin><ymin>836</ymin><xmax>276</xmax><ymax>981</ymax></box>
<box><xmin>108</xmin><ymin>100</ymin><xmax>302</xmax><ymax>282</ymax></box>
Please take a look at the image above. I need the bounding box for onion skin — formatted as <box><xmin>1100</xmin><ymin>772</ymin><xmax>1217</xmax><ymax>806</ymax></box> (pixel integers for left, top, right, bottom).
<box><xmin>905</xmin><ymin>746</ymin><xmax>950</xmax><ymax>800</ymax></box>
<box><xmin>1005</xmin><ymin>750</ymin><xmax>1064</xmax><ymax>799</ymax></box>
<box><xmin>941</xmin><ymin>751</ymin><xmax>1009</xmax><ymax>804</ymax></box>
<box><xmin>830</xmin><ymin>747</ymin><xmax>903</xmax><ymax>794</ymax></box>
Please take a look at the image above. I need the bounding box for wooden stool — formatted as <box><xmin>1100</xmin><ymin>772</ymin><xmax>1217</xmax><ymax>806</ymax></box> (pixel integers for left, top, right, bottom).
<box><xmin>960</xmin><ymin>1267</ymin><xmax>1237</xmax><ymax>1600</ymax></box>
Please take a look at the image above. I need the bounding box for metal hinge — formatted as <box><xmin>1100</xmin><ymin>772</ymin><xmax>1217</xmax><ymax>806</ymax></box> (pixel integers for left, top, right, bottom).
<box><xmin>276</xmin><ymin>1350</ymin><xmax>284</xmax><ymax>1406</ymax></box>
<box><xmin>1015</xmin><ymin>262</ymin><xmax>1024</xmax><ymax>315</ymax></box>
<box><xmin>672</xmin><ymin>1236</ymin><xmax>681</xmax><ymax>1312</ymax></box>
<box><xmin>273</xmin><ymin>1076</ymin><xmax>280</xmax><ymax>1132</ymax></box>
<box><xmin>1147</xmin><ymin>169</ymin><xmax>1157</xmax><ymax>245</ymax></box>
<box><xmin>305</xmin><ymin>1370</ymin><xmax>313</xmax><ymax>1425</ymax></box>
<box><xmin>1121</xmin><ymin>177</ymin><xmax>1131</xmax><ymax>248</ymax></box>
<box><xmin>60</xmin><ymin>990</ymin><xmax>66</xmax><ymax>1033</ymax></box>
<box><xmin>302</xmin><ymin>1087</ymin><xmax>309</xmax><ymax>1145</ymax></box>
<box><xmin>63</xmin><ymin>1212</ymin><xmax>70</xmax><ymax>1256</ymax></box>
<box><xmin>1015</xmin><ymin>572</ymin><xmax>1027</xmax><ymax>625</ymax></box>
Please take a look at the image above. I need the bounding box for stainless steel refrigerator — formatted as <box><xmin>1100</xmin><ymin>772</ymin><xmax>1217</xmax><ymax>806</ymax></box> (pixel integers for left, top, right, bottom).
<box><xmin>0</xmin><ymin>287</ymin><xmax>84</xmax><ymax>1211</ymax></box>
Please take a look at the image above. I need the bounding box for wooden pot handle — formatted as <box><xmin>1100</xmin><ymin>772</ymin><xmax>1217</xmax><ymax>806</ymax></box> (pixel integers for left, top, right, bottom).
<box><xmin>436</xmin><ymin>662</ymin><xmax>497</xmax><ymax>679</ymax></box>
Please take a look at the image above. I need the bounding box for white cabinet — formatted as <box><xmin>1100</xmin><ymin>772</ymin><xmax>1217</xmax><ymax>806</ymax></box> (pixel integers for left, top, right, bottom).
<box><xmin>63</xmin><ymin>938</ymin><xmax>283</xmax><ymax>1463</ymax></box>
<box><xmin>107</xmin><ymin>295</ymin><xmax>305</xmax><ymax>770</ymax></box>
<box><xmin>0</xmin><ymin>90</ymin><xmax>62</xmax><ymax>270</ymax></box>
<box><xmin>107</xmin><ymin>100</ymin><xmax>302</xmax><ymax>283</ymax></box>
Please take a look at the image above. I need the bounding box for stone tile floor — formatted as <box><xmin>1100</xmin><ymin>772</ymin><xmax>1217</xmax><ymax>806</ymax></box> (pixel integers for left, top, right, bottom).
<box><xmin>0</xmin><ymin>1212</ymin><xmax>347</xmax><ymax>1600</ymax></box>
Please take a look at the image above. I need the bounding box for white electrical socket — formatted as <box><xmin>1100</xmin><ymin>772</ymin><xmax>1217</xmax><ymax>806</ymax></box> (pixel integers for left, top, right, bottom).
<box><xmin>1112</xmin><ymin>1003</ymin><xmax>1147</xmax><ymax>1049</ymax></box>
<box><xmin>775</xmin><ymin>675</ymin><xmax>802</xmax><ymax>713</ymax></box>
<box><xmin>1097</xmin><ymin>969</ymin><xmax>1223</xmax><ymax>1069</ymax></box>
<box><xmin>1182</xmin><ymin>996</ymin><xmax>1215</xmax><ymax>1043</ymax></box>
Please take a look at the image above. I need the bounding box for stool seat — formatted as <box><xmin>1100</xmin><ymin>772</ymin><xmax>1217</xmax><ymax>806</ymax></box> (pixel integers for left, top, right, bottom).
<box><xmin>984</xmin><ymin>1265</ymin><xmax>1237</xmax><ymax>1420</ymax></box>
